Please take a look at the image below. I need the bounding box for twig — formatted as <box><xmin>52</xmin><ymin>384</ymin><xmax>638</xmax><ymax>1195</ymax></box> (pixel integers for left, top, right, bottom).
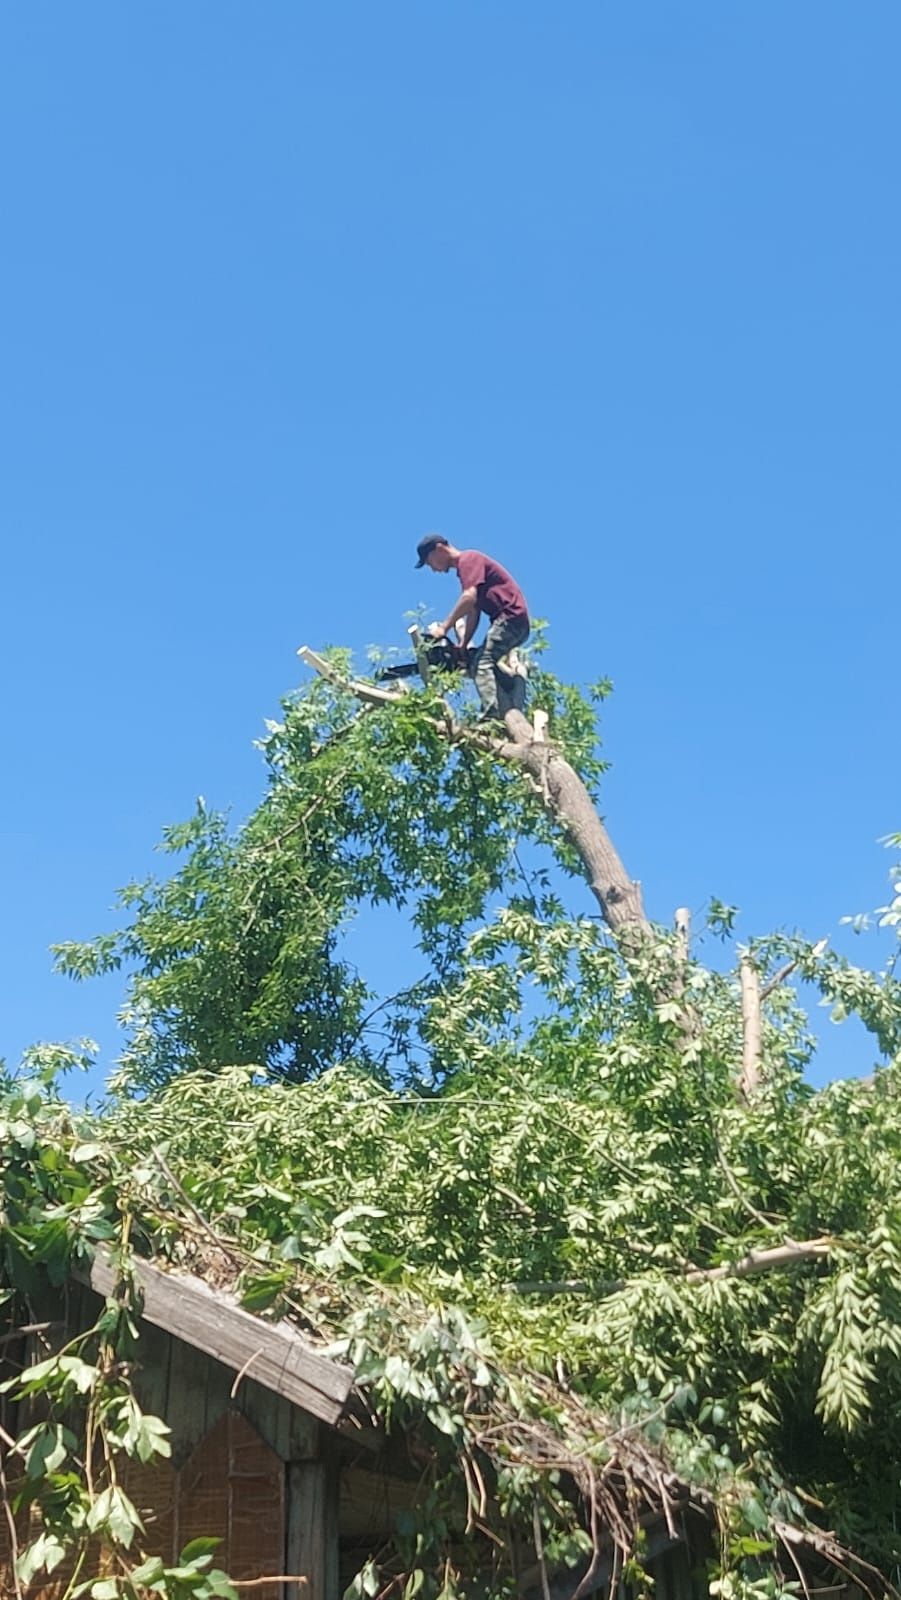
<box><xmin>152</xmin><ymin>1146</ymin><xmax>240</xmax><ymax>1261</ymax></box>
<box><xmin>230</xmin><ymin>1346</ymin><xmax>265</xmax><ymax>1398</ymax></box>
<box><xmin>781</xmin><ymin>1534</ymin><xmax>812</xmax><ymax>1600</ymax></box>
<box><xmin>250</xmin><ymin>765</ymin><xmax>351</xmax><ymax>855</ymax></box>
<box><xmin>0</xmin><ymin>1322</ymin><xmax>56</xmax><ymax>1346</ymax></box>
<box><xmin>229</xmin><ymin>1578</ymin><xmax>309</xmax><ymax>1589</ymax></box>
<box><xmin>494</xmin><ymin>1182</ymin><xmax>536</xmax><ymax>1218</ymax></box>
<box><xmin>711</xmin><ymin>1127</ymin><xmax>782</xmax><ymax>1231</ymax></box>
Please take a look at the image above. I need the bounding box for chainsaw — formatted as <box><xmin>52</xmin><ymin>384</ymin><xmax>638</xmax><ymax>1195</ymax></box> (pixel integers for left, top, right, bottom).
<box><xmin>377</xmin><ymin>627</ymin><xmax>476</xmax><ymax>682</ymax></box>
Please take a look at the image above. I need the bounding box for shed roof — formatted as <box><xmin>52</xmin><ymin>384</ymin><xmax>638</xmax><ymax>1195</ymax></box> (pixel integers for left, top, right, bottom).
<box><xmin>86</xmin><ymin>1248</ymin><xmax>355</xmax><ymax>1428</ymax></box>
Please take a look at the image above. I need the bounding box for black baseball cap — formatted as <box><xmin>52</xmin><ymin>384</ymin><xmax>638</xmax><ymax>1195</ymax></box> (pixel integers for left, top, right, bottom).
<box><xmin>415</xmin><ymin>534</ymin><xmax>448</xmax><ymax>568</ymax></box>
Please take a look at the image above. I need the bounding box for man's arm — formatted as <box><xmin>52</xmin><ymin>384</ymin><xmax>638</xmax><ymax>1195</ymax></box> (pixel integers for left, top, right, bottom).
<box><xmin>457</xmin><ymin>602</ymin><xmax>479</xmax><ymax>649</ymax></box>
<box><xmin>428</xmin><ymin>585</ymin><xmax>478</xmax><ymax>639</ymax></box>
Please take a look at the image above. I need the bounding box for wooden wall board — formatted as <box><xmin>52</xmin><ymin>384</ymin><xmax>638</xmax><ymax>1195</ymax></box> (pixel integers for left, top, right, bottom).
<box><xmin>286</xmin><ymin>1459</ymin><xmax>339</xmax><ymax>1600</ymax></box>
<box><xmin>166</xmin><ymin>1327</ymin><xmax>218</xmax><ymax>1467</ymax></box>
<box><xmin>235</xmin><ymin>1375</ymin><xmax>319</xmax><ymax>1463</ymax></box>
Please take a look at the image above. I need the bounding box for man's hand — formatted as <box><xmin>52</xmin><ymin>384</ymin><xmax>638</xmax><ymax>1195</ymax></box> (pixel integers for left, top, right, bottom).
<box><xmin>427</xmin><ymin>621</ymin><xmax>447</xmax><ymax>640</ymax></box>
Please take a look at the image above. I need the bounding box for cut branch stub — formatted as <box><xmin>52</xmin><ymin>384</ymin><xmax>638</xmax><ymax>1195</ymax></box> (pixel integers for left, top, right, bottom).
<box><xmin>739</xmin><ymin>954</ymin><xmax>762</xmax><ymax>1099</ymax></box>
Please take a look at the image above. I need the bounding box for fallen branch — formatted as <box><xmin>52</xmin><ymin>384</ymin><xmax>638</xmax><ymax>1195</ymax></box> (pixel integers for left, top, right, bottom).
<box><xmin>683</xmin><ymin>1236</ymin><xmax>833</xmax><ymax>1283</ymax></box>
<box><xmin>509</xmin><ymin>1236</ymin><xmax>834</xmax><ymax>1297</ymax></box>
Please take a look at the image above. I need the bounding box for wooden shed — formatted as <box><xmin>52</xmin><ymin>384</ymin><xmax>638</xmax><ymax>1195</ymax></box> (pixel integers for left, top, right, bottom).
<box><xmin>0</xmin><ymin>1253</ymin><xmax>719</xmax><ymax>1600</ymax></box>
<box><xmin>1</xmin><ymin>1252</ymin><xmax>393</xmax><ymax>1599</ymax></box>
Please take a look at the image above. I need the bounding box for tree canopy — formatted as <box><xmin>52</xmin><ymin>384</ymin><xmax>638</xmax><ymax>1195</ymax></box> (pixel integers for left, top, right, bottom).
<box><xmin>4</xmin><ymin>646</ymin><xmax>901</xmax><ymax>1600</ymax></box>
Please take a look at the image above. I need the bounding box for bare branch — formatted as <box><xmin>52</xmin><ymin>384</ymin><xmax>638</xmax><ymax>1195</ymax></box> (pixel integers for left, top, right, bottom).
<box><xmin>759</xmin><ymin>959</ymin><xmax>798</xmax><ymax>1002</ymax></box>
<box><xmin>297</xmin><ymin>645</ymin><xmax>407</xmax><ymax>707</ymax></box>
<box><xmin>739</xmin><ymin>954</ymin><xmax>762</xmax><ymax>1099</ymax></box>
<box><xmin>683</xmin><ymin>1236</ymin><xmax>833</xmax><ymax>1283</ymax></box>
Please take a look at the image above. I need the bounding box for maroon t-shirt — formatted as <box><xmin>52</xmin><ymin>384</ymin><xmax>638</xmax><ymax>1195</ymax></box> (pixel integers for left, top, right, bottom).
<box><xmin>457</xmin><ymin>549</ymin><xmax>529</xmax><ymax>624</ymax></box>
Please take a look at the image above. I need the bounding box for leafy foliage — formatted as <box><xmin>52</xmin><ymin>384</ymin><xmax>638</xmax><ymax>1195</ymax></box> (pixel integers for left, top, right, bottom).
<box><xmin>53</xmin><ymin>632</ymin><xmax>608</xmax><ymax>1093</ymax></box>
<box><xmin>6</xmin><ymin>650</ymin><xmax>901</xmax><ymax>1598</ymax></box>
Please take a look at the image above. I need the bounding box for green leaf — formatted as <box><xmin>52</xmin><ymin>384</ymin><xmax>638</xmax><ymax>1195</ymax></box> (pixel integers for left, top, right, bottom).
<box><xmin>128</xmin><ymin>1557</ymin><xmax>166</xmax><ymax>1586</ymax></box>
<box><xmin>26</xmin><ymin>1423</ymin><xmax>72</xmax><ymax>1477</ymax></box>
<box><xmin>16</xmin><ymin>1531</ymin><xmax>67</xmax><ymax>1585</ymax></box>
<box><xmin>87</xmin><ymin>1485</ymin><xmax>143</xmax><ymax>1548</ymax></box>
<box><xmin>179</xmin><ymin>1536</ymin><xmax>223</xmax><ymax>1562</ymax></box>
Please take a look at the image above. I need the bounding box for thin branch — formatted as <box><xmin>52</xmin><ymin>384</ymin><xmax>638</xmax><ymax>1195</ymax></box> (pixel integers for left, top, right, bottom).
<box><xmin>759</xmin><ymin>959</ymin><xmax>798</xmax><ymax>1002</ymax></box>
<box><xmin>152</xmin><ymin>1146</ymin><xmax>240</xmax><ymax>1262</ymax></box>
<box><xmin>250</xmin><ymin>766</ymin><xmax>352</xmax><ymax>855</ymax></box>
<box><xmin>532</xmin><ymin>1498</ymin><xmax>552</xmax><ymax>1600</ymax></box>
<box><xmin>711</xmin><ymin>1126</ymin><xmax>782</xmax><ymax>1230</ymax></box>
<box><xmin>297</xmin><ymin>646</ymin><xmax>406</xmax><ymax>708</ymax></box>
<box><xmin>683</xmin><ymin>1236</ymin><xmax>833</xmax><ymax>1284</ymax></box>
<box><xmin>494</xmin><ymin>1182</ymin><xmax>537</xmax><ymax>1218</ymax></box>
<box><xmin>0</xmin><ymin>1322</ymin><xmax>56</xmax><ymax>1347</ymax></box>
<box><xmin>229</xmin><ymin>1578</ymin><xmax>309</xmax><ymax>1589</ymax></box>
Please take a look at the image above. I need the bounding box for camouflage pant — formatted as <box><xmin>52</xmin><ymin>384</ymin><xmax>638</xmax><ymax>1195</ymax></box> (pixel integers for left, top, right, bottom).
<box><xmin>473</xmin><ymin>614</ymin><xmax>530</xmax><ymax>718</ymax></box>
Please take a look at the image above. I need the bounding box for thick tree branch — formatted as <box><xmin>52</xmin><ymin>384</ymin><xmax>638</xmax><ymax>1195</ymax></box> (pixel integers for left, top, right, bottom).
<box><xmin>509</xmin><ymin>1236</ymin><xmax>834</xmax><ymax>1297</ymax></box>
<box><xmin>683</xmin><ymin>1236</ymin><xmax>833</xmax><ymax>1283</ymax></box>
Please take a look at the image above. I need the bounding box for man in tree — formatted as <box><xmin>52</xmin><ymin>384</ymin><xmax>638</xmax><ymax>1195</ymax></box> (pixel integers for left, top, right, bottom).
<box><xmin>416</xmin><ymin>533</ymin><xmax>530</xmax><ymax>721</ymax></box>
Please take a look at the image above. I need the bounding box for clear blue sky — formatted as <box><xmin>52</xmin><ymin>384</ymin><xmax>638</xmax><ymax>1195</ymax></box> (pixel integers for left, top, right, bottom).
<box><xmin>2</xmin><ymin>3</ymin><xmax>898</xmax><ymax>1093</ymax></box>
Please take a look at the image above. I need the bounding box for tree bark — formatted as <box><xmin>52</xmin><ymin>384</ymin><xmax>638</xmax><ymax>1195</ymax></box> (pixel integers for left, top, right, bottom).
<box><xmin>495</xmin><ymin>709</ymin><xmax>647</xmax><ymax>935</ymax></box>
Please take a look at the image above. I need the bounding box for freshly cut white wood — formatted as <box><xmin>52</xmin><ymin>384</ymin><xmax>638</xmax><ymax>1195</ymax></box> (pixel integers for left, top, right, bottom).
<box><xmin>86</xmin><ymin>1252</ymin><xmax>353</xmax><ymax>1426</ymax></box>
<box><xmin>739</xmin><ymin>955</ymin><xmax>762</xmax><ymax>1099</ymax></box>
<box><xmin>297</xmin><ymin>646</ymin><xmax>404</xmax><ymax>707</ymax></box>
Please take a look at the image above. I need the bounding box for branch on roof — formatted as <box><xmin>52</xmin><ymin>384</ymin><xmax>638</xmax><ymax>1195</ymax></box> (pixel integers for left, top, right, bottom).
<box><xmin>80</xmin><ymin>1249</ymin><xmax>354</xmax><ymax>1427</ymax></box>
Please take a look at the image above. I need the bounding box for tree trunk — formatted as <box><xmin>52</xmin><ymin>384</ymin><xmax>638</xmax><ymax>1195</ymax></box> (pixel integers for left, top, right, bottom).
<box><xmin>497</xmin><ymin>708</ymin><xmax>648</xmax><ymax>936</ymax></box>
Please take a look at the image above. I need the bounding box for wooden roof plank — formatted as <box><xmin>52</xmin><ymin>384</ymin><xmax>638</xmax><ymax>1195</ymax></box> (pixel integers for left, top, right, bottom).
<box><xmin>86</xmin><ymin>1253</ymin><xmax>354</xmax><ymax>1428</ymax></box>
